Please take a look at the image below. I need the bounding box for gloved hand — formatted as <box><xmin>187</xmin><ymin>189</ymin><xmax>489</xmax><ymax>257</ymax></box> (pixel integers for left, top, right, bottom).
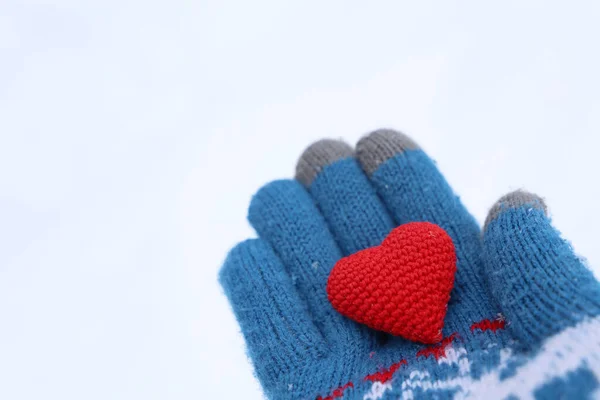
<box><xmin>219</xmin><ymin>129</ymin><xmax>600</xmax><ymax>400</ymax></box>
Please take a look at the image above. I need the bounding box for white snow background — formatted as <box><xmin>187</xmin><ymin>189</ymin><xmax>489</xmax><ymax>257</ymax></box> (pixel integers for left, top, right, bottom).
<box><xmin>1</xmin><ymin>1</ymin><xmax>600</xmax><ymax>399</ymax></box>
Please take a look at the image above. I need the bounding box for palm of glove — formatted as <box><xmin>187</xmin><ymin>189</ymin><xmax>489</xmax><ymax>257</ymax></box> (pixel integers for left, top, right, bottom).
<box><xmin>220</xmin><ymin>130</ymin><xmax>600</xmax><ymax>400</ymax></box>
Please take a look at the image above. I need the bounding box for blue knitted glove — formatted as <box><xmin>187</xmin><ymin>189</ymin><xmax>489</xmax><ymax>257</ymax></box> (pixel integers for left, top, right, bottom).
<box><xmin>219</xmin><ymin>130</ymin><xmax>600</xmax><ymax>400</ymax></box>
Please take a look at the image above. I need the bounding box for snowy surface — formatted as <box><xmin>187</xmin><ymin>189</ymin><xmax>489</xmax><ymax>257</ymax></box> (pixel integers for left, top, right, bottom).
<box><xmin>1</xmin><ymin>1</ymin><xmax>600</xmax><ymax>399</ymax></box>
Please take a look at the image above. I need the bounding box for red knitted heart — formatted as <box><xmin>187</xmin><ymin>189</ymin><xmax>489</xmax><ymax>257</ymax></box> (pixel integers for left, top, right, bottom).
<box><xmin>327</xmin><ymin>222</ymin><xmax>456</xmax><ymax>344</ymax></box>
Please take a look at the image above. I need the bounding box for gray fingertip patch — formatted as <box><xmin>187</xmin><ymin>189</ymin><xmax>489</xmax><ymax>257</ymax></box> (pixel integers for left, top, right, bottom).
<box><xmin>484</xmin><ymin>190</ymin><xmax>548</xmax><ymax>231</ymax></box>
<box><xmin>295</xmin><ymin>139</ymin><xmax>354</xmax><ymax>187</ymax></box>
<box><xmin>355</xmin><ymin>129</ymin><xmax>420</xmax><ymax>176</ymax></box>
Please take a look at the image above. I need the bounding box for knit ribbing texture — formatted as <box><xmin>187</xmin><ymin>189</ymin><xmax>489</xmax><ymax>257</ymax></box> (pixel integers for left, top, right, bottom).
<box><xmin>219</xmin><ymin>129</ymin><xmax>600</xmax><ymax>400</ymax></box>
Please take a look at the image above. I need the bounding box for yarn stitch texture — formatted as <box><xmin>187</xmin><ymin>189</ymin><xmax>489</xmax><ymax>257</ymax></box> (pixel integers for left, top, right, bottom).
<box><xmin>219</xmin><ymin>129</ymin><xmax>600</xmax><ymax>399</ymax></box>
<box><xmin>327</xmin><ymin>222</ymin><xmax>456</xmax><ymax>344</ymax></box>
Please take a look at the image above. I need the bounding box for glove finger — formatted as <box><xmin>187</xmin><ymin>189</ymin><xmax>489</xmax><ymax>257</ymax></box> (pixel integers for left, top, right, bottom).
<box><xmin>483</xmin><ymin>190</ymin><xmax>600</xmax><ymax>348</ymax></box>
<box><xmin>295</xmin><ymin>138</ymin><xmax>395</xmax><ymax>256</ymax></box>
<box><xmin>248</xmin><ymin>179</ymin><xmax>371</xmax><ymax>349</ymax></box>
<box><xmin>355</xmin><ymin>129</ymin><xmax>496</xmax><ymax>330</ymax></box>
<box><xmin>295</xmin><ymin>138</ymin><xmax>407</xmax><ymax>349</ymax></box>
<box><xmin>219</xmin><ymin>239</ymin><xmax>328</xmax><ymax>392</ymax></box>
